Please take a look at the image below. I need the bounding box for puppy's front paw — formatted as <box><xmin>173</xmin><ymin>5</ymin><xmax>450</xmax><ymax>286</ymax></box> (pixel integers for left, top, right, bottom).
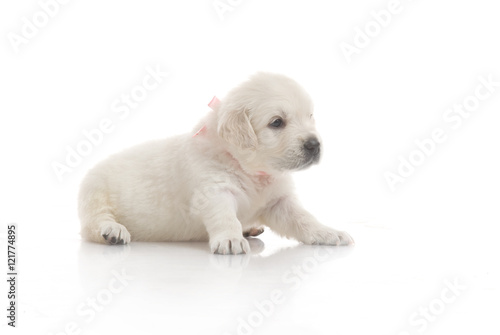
<box><xmin>210</xmin><ymin>235</ymin><xmax>250</xmax><ymax>254</ymax></box>
<box><xmin>100</xmin><ymin>222</ymin><xmax>131</xmax><ymax>245</ymax></box>
<box><xmin>305</xmin><ymin>228</ymin><xmax>354</xmax><ymax>246</ymax></box>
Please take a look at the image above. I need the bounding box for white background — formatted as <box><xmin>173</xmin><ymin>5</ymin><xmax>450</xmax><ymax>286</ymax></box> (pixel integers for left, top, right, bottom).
<box><xmin>1</xmin><ymin>0</ymin><xmax>499</xmax><ymax>335</ymax></box>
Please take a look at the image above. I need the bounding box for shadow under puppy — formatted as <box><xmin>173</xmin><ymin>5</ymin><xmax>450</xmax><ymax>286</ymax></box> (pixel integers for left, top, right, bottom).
<box><xmin>78</xmin><ymin>72</ymin><xmax>354</xmax><ymax>254</ymax></box>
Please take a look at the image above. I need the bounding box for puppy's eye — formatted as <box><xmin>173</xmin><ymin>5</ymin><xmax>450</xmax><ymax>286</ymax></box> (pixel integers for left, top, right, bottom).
<box><xmin>269</xmin><ymin>118</ymin><xmax>284</xmax><ymax>128</ymax></box>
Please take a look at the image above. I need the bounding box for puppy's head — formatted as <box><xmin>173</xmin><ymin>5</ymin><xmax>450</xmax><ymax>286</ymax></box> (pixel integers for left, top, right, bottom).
<box><xmin>217</xmin><ymin>72</ymin><xmax>320</xmax><ymax>174</ymax></box>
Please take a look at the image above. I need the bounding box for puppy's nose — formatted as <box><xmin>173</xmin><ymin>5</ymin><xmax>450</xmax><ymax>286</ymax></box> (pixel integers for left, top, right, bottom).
<box><xmin>304</xmin><ymin>137</ymin><xmax>320</xmax><ymax>153</ymax></box>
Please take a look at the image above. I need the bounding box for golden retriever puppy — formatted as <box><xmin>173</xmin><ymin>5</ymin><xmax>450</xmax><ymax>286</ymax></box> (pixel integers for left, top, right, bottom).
<box><xmin>78</xmin><ymin>72</ymin><xmax>353</xmax><ymax>254</ymax></box>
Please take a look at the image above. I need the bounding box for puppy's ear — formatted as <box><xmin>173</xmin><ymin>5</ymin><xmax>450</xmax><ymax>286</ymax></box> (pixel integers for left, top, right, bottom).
<box><xmin>217</xmin><ymin>107</ymin><xmax>258</xmax><ymax>150</ymax></box>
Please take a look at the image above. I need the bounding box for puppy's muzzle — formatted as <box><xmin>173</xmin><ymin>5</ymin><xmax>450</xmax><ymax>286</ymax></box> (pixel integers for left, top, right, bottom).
<box><xmin>303</xmin><ymin>137</ymin><xmax>320</xmax><ymax>159</ymax></box>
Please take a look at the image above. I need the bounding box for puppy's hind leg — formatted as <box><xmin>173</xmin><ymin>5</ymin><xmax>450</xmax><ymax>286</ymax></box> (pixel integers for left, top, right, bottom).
<box><xmin>243</xmin><ymin>227</ymin><xmax>265</xmax><ymax>237</ymax></box>
<box><xmin>98</xmin><ymin>221</ymin><xmax>131</xmax><ymax>245</ymax></box>
<box><xmin>78</xmin><ymin>177</ymin><xmax>131</xmax><ymax>245</ymax></box>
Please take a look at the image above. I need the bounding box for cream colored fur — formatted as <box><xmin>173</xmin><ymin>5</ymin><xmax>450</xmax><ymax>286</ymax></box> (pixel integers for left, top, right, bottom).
<box><xmin>78</xmin><ymin>72</ymin><xmax>353</xmax><ymax>254</ymax></box>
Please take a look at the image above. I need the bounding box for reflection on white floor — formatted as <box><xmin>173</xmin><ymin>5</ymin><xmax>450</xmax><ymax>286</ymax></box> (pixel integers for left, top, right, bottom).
<box><xmin>10</xmin><ymin>224</ymin><xmax>500</xmax><ymax>335</ymax></box>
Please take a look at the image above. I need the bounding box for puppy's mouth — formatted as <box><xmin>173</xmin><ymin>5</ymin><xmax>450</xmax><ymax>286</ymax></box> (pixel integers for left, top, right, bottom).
<box><xmin>300</xmin><ymin>150</ymin><xmax>321</xmax><ymax>169</ymax></box>
<box><xmin>275</xmin><ymin>149</ymin><xmax>321</xmax><ymax>171</ymax></box>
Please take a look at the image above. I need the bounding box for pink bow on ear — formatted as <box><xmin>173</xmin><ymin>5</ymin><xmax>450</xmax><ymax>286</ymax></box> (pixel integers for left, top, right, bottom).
<box><xmin>208</xmin><ymin>96</ymin><xmax>220</xmax><ymax>109</ymax></box>
<box><xmin>192</xmin><ymin>96</ymin><xmax>220</xmax><ymax>138</ymax></box>
<box><xmin>192</xmin><ymin>125</ymin><xmax>207</xmax><ymax>137</ymax></box>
